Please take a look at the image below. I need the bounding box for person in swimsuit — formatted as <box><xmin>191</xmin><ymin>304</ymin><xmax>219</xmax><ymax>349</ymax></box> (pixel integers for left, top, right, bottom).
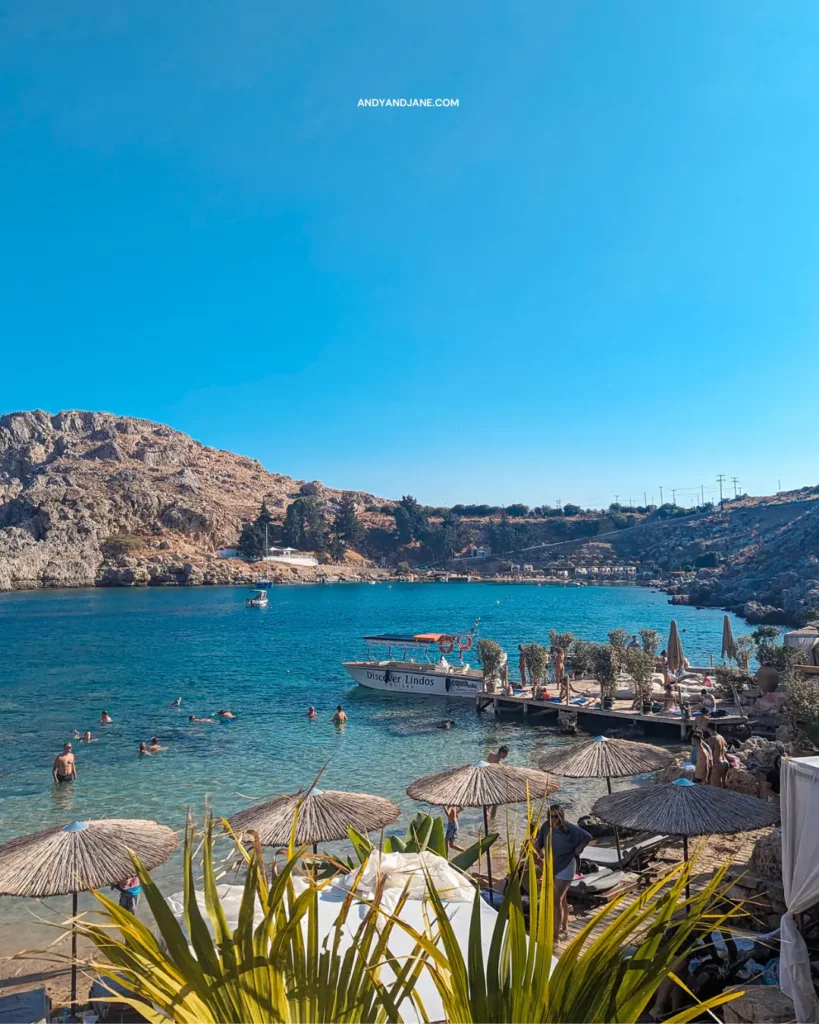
<box><xmin>189</xmin><ymin>714</ymin><xmax>215</xmax><ymax>723</ymax></box>
<box><xmin>518</xmin><ymin>645</ymin><xmax>528</xmax><ymax>687</ymax></box>
<box><xmin>217</xmin><ymin>710</ymin><xmax>236</xmax><ymax>720</ymax></box>
<box><xmin>486</xmin><ymin>746</ymin><xmax>509</xmax><ymax>824</ymax></box>
<box><xmin>112</xmin><ymin>876</ymin><xmax>141</xmax><ymax>913</ymax></box>
<box><xmin>148</xmin><ymin>736</ymin><xmax>166</xmax><ymax>752</ymax></box>
<box><xmin>306</xmin><ymin>706</ymin><xmax>318</xmax><ymax>719</ymax></box>
<box><xmin>53</xmin><ymin>743</ymin><xmax>77</xmax><ymax>784</ymax></box>
<box><xmin>332</xmin><ymin>706</ymin><xmax>348</xmax><ymax>724</ymax></box>
<box><xmin>691</xmin><ymin>732</ymin><xmax>712</xmax><ymax>784</ymax></box>
<box><xmin>139</xmin><ymin>742</ymin><xmax>151</xmax><ymax>756</ymax></box>
<box><xmin>100</xmin><ymin>710</ymin><xmax>113</xmax><ymax>725</ymax></box>
<box><xmin>444</xmin><ymin>805</ymin><xmax>461</xmax><ymax>853</ymax></box>
<box><xmin>705</xmin><ymin>726</ymin><xmax>728</xmax><ymax>787</ymax></box>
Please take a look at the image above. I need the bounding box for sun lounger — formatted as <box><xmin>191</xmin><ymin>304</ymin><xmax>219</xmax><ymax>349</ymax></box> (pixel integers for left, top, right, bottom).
<box><xmin>569</xmin><ymin>866</ymin><xmax>641</xmax><ymax>902</ymax></box>
<box><xmin>583</xmin><ymin>833</ymin><xmax>668</xmax><ymax>871</ymax></box>
<box><xmin>0</xmin><ymin>987</ymin><xmax>51</xmax><ymax>1024</ymax></box>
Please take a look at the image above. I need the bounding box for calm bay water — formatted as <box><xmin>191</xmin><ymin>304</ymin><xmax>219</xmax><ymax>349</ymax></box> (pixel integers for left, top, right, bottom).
<box><xmin>0</xmin><ymin>582</ymin><xmax>745</xmax><ymax>950</ymax></box>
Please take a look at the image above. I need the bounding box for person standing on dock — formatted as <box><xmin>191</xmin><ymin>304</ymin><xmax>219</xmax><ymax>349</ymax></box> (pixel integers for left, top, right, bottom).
<box><xmin>705</xmin><ymin>727</ymin><xmax>728</xmax><ymax>787</ymax></box>
<box><xmin>692</xmin><ymin>731</ymin><xmax>712</xmax><ymax>784</ymax></box>
<box><xmin>552</xmin><ymin>647</ymin><xmax>567</xmax><ymax>702</ymax></box>
<box><xmin>518</xmin><ymin>645</ymin><xmax>527</xmax><ymax>687</ymax></box>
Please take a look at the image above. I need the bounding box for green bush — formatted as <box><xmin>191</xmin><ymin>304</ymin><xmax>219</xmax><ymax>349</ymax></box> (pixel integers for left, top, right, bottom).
<box><xmin>102</xmin><ymin>532</ymin><xmax>143</xmax><ymax>555</ymax></box>
<box><xmin>523</xmin><ymin>642</ymin><xmax>550</xmax><ymax>685</ymax></box>
<box><xmin>786</xmin><ymin>674</ymin><xmax>819</xmax><ymax>725</ymax></box>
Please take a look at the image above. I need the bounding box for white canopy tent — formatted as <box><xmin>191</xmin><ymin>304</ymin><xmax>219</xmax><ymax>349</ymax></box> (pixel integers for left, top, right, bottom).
<box><xmin>166</xmin><ymin>851</ymin><xmax>536</xmax><ymax>1022</ymax></box>
<box><xmin>781</xmin><ymin>755</ymin><xmax>819</xmax><ymax>1023</ymax></box>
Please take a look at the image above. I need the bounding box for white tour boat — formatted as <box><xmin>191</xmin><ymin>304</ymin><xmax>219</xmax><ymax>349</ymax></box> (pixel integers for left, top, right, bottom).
<box><xmin>343</xmin><ymin>626</ymin><xmax>483</xmax><ymax>698</ymax></box>
<box><xmin>246</xmin><ymin>589</ymin><xmax>269</xmax><ymax>608</ymax></box>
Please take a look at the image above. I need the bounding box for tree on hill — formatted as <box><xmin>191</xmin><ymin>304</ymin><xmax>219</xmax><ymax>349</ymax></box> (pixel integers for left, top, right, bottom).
<box><xmin>237</xmin><ymin>501</ymin><xmax>275</xmax><ymax>560</ymax></box>
<box><xmin>393</xmin><ymin>494</ymin><xmax>427</xmax><ymax>543</ymax></box>
<box><xmin>282</xmin><ymin>497</ymin><xmax>329</xmax><ymax>553</ymax></box>
<box><xmin>328</xmin><ymin>494</ymin><xmax>363</xmax><ymax>561</ymax></box>
<box><xmin>504</xmin><ymin>503</ymin><xmax>530</xmax><ymax>517</ymax></box>
<box><xmin>562</xmin><ymin>503</ymin><xmax>582</xmax><ymax>516</ymax></box>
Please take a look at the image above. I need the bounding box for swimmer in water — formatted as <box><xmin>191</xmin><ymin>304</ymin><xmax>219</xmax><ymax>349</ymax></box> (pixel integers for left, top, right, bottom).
<box><xmin>100</xmin><ymin>710</ymin><xmax>113</xmax><ymax>725</ymax></box>
<box><xmin>189</xmin><ymin>714</ymin><xmax>215</xmax><ymax>723</ymax></box>
<box><xmin>73</xmin><ymin>730</ymin><xmax>94</xmax><ymax>742</ymax></box>
<box><xmin>217</xmin><ymin>710</ymin><xmax>236</xmax><ymax>720</ymax></box>
<box><xmin>148</xmin><ymin>736</ymin><xmax>166</xmax><ymax>752</ymax></box>
<box><xmin>169</xmin><ymin>697</ymin><xmax>182</xmax><ymax>708</ymax></box>
<box><xmin>306</xmin><ymin>706</ymin><xmax>318</xmax><ymax>719</ymax></box>
<box><xmin>53</xmin><ymin>742</ymin><xmax>77</xmax><ymax>784</ymax></box>
<box><xmin>139</xmin><ymin>742</ymin><xmax>150</xmax><ymax>756</ymax></box>
<box><xmin>437</xmin><ymin>719</ymin><xmax>455</xmax><ymax>729</ymax></box>
<box><xmin>332</xmin><ymin>705</ymin><xmax>348</xmax><ymax>724</ymax></box>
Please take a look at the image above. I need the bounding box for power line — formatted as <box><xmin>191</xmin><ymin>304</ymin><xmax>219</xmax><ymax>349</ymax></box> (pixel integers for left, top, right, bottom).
<box><xmin>717</xmin><ymin>474</ymin><xmax>726</xmax><ymax>506</ymax></box>
<box><xmin>732</xmin><ymin>476</ymin><xmax>740</xmax><ymax>498</ymax></box>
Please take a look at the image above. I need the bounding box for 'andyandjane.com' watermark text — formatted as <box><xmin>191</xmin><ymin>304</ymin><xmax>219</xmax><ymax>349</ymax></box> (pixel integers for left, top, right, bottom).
<box><xmin>357</xmin><ymin>97</ymin><xmax>459</xmax><ymax>108</ymax></box>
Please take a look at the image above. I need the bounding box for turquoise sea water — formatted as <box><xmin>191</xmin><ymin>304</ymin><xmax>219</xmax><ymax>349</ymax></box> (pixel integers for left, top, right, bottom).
<box><xmin>0</xmin><ymin>583</ymin><xmax>745</xmax><ymax>949</ymax></box>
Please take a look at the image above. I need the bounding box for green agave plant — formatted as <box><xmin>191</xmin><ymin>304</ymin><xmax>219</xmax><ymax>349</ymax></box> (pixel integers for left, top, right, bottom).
<box><xmin>403</xmin><ymin>842</ymin><xmax>745</xmax><ymax>1024</ymax></box>
<box><xmin>79</xmin><ymin>818</ymin><xmax>425</xmax><ymax>1023</ymax></box>
<box><xmin>348</xmin><ymin>810</ymin><xmax>497</xmax><ymax>872</ymax></box>
<box><xmin>77</xmin><ymin>815</ymin><xmax>745</xmax><ymax>1024</ymax></box>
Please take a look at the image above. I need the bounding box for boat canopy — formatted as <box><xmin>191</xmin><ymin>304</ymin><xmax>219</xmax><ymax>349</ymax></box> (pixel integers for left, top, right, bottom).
<box><xmin>363</xmin><ymin>632</ymin><xmax>453</xmax><ymax>648</ymax></box>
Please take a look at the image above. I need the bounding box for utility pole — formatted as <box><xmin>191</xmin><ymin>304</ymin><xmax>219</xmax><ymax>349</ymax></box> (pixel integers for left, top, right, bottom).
<box><xmin>700</xmin><ymin>484</ymin><xmax>704</xmax><ymax>506</ymax></box>
<box><xmin>643</xmin><ymin>491</ymin><xmax>647</xmax><ymax>507</ymax></box>
<box><xmin>778</xmin><ymin>478</ymin><xmax>782</xmax><ymax>492</ymax></box>
<box><xmin>732</xmin><ymin>476</ymin><xmax>740</xmax><ymax>498</ymax></box>
<box><xmin>614</xmin><ymin>494</ymin><xmax>619</xmax><ymax>507</ymax></box>
<box><xmin>556</xmin><ymin>497</ymin><xmax>561</xmax><ymax>511</ymax></box>
<box><xmin>717</xmin><ymin>474</ymin><xmax>726</xmax><ymax>506</ymax></box>
<box><xmin>629</xmin><ymin>496</ymin><xmax>632</xmax><ymax>509</ymax></box>
<box><xmin>659</xmin><ymin>486</ymin><xmax>663</xmax><ymax>505</ymax></box>
<box><xmin>671</xmin><ymin>488</ymin><xmax>676</xmax><ymax>505</ymax></box>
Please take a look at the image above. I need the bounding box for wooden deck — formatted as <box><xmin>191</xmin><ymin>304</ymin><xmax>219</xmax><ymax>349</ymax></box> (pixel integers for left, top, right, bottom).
<box><xmin>475</xmin><ymin>690</ymin><xmax>748</xmax><ymax>739</ymax></box>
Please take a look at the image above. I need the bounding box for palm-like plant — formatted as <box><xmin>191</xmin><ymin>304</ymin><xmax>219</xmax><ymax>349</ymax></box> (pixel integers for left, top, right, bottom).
<box><xmin>79</xmin><ymin>818</ymin><xmax>424</xmax><ymax>1023</ymax></box>
<box><xmin>404</xmin><ymin>843</ymin><xmax>744</xmax><ymax>1023</ymax></box>
<box><xmin>77</xmin><ymin>816</ymin><xmax>745</xmax><ymax>1024</ymax></box>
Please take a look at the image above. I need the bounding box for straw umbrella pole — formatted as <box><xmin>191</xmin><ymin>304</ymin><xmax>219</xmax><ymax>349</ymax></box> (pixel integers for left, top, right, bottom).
<box><xmin>667</xmin><ymin>620</ymin><xmax>685</xmax><ymax>674</ymax></box>
<box><xmin>406</xmin><ymin>761</ymin><xmax>558</xmax><ymax>905</ymax></box>
<box><xmin>228</xmin><ymin>788</ymin><xmax>400</xmax><ymax>854</ymax></box>
<box><xmin>592</xmin><ymin>778</ymin><xmax>779</xmax><ymax>897</ymax></box>
<box><xmin>0</xmin><ymin>818</ymin><xmax>178</xmax><ymax>1011</ymax></box>
<box><xmin>539</xmin><ymin>736</ymin><xmax>673</xmax><ymax>861</ymax></box>
<box><xmin>721</xmin><ymin>615</ymin><xmax>737</xmax><ymax>663</ymax></box>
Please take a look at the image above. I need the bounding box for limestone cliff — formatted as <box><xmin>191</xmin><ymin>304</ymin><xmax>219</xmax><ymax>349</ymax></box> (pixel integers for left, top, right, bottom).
<box><xmin>0</xmin><ymin>410</ymin><xmax>381</xmax><ymax>590</ymax></box>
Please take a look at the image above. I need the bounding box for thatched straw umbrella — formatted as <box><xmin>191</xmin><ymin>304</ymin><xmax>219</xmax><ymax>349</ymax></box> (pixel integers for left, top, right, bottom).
<box><xmin>539</xmin><ymin>736</ymin><xmax>674</xmax><ymax>859</ymax></box>
<box><xmin>228</xmin><ymin>788</ymin><xmax>401</xmax><ymax>853</ymax></box>
<box><xmin>721</xmin><ymin>615</ymin><xmax>737</xmax><ymax>662</ymax></box>
<box><xmin>0</xmin><ymin>818</ymin><xmax>178</xmax><ymax>1008</ymax></box>
<box><xmin>667</xmin><ymin>620</ymin><xmax>685</xmax><ymax>673</ymax></box>
<box><xmin>593</xmin><ymin>778</ymin><xmax>780</xmax><ymax>896</ymax></box>
<box><xmin>406</xmin><ymin>761</ymin><xmax>558</xmax><ymax>903</ymax></box>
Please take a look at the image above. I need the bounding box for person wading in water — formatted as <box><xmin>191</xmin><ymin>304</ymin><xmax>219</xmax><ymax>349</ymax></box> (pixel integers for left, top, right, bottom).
<box><xmin>53</xmin><ymin>742</ymin><xmax>77</xmax><ymax>784</ymax></box>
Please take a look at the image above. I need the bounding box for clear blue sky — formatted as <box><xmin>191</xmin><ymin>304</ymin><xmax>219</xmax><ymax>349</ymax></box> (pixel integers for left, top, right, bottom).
<box><xmin>1</xmin><ymin>1</ymin><xmax>817</xmax><ymax>508</ymax></box>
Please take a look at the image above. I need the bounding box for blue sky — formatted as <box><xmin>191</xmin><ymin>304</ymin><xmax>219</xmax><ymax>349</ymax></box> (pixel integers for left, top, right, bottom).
<box><xmin>1</xmin><ymin>1</ymin><xmax>817</xmax><ymax>508</ymax></box>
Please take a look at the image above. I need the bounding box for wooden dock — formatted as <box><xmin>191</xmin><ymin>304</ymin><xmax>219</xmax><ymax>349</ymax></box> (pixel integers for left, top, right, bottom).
<box><xmin>475</xmin><ymin>691</ymin><xmax>747</xmax><ymax>739</ymax></box>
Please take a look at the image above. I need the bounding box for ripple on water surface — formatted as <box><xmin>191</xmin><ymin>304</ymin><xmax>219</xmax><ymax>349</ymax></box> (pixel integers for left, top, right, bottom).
<box><xmin>0</xmin><ymin>583</ymin><xmax>745</xmax><ymax>943</ymax></box>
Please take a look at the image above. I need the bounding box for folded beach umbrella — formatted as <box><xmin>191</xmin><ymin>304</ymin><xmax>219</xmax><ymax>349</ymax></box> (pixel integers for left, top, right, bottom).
<box><xmin>406</xmin><ymin>761</ymin><xmax>558</xmax><ymax>902</ymax></box>
<box><xmin>0</xmin><ymin>818</ymin><xmax>178</xmax><ymax>1009</ymax></box>
<box><xmin>667</xmin><ymin>620</ymin><xmax>685</xmax><ymax>673</ymax></box>
<box><xmin>539</xmin><ymin>736</ymin><xmax>674</xmax><ymax>859</ymax></box>
<box><xmin>593</xmin><ymin>778</ymin><xmax>779</xmax><ymax>896</ymax></box>
<box><xmin>228</xmin><ymin>788</ymin><xmax>401</xmax><ymax>853</ymax></box>
<box><xmin>721</xmin><ymin>615</ymin><xmax>737</xmax><ymax>662</ymax></box>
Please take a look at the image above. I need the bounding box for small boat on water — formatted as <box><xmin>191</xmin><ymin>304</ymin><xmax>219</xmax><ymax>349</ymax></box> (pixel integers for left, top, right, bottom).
<box><xmin>246</xmin><ymin>589</ymin><xmax>269</xmax><ymax>608</ymax></box>
<box><xmin>343</xmin><ymin>623</ymin><xmax>483</xmax><ymax>698</ymax></box>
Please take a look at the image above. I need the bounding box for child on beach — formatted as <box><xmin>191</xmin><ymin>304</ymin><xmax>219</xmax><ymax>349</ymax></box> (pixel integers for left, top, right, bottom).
<box><xmin>444</xmin><ymin>806</ymin><xmax>461</xmax><ymax>854</ymax></box>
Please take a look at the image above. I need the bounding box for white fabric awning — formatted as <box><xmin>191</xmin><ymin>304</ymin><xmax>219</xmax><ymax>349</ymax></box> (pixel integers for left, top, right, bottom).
<box><xmin>780</xmin><ymin>755</ymin><xmax>819</xmax><ymax>1023</ymax></box>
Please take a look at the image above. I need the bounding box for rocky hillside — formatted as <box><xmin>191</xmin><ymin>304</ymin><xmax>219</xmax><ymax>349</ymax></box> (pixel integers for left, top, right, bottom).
<box><xmin>0</xmin><ymin>410</ymin><xmax>383</xmax><ymax>590</ymax></box>
<box><xmin>536</xmin><ymin>491</ymin><xmax>819</xmax><ymax>626</ymax></box>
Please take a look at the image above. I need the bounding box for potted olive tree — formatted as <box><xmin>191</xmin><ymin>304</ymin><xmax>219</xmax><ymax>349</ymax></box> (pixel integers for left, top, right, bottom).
<box><xmin>524</xmin><ymin>643</ymin><xmax>550</xmax><ymax>694</ymax></box>
<box><xmin>477</xmin><ymin>639</ymin><xmax>504</xmax><ymax>693</ymax></box>
<box><xmin>593</xmin><ymin>643</ymin><xmax>617</xmax><ymax>709</ymax></box>
<box><xmin>625</xmin><ymin>647</ymin><xmax>657</xmax><ymax>714</ymax></box>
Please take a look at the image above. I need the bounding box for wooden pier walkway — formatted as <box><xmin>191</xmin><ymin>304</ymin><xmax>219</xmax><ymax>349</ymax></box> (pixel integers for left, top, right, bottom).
<box><xmin>475</xmin><ymin>690</ymin><xmax>747</xmax><ymax>739</ymax></box>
